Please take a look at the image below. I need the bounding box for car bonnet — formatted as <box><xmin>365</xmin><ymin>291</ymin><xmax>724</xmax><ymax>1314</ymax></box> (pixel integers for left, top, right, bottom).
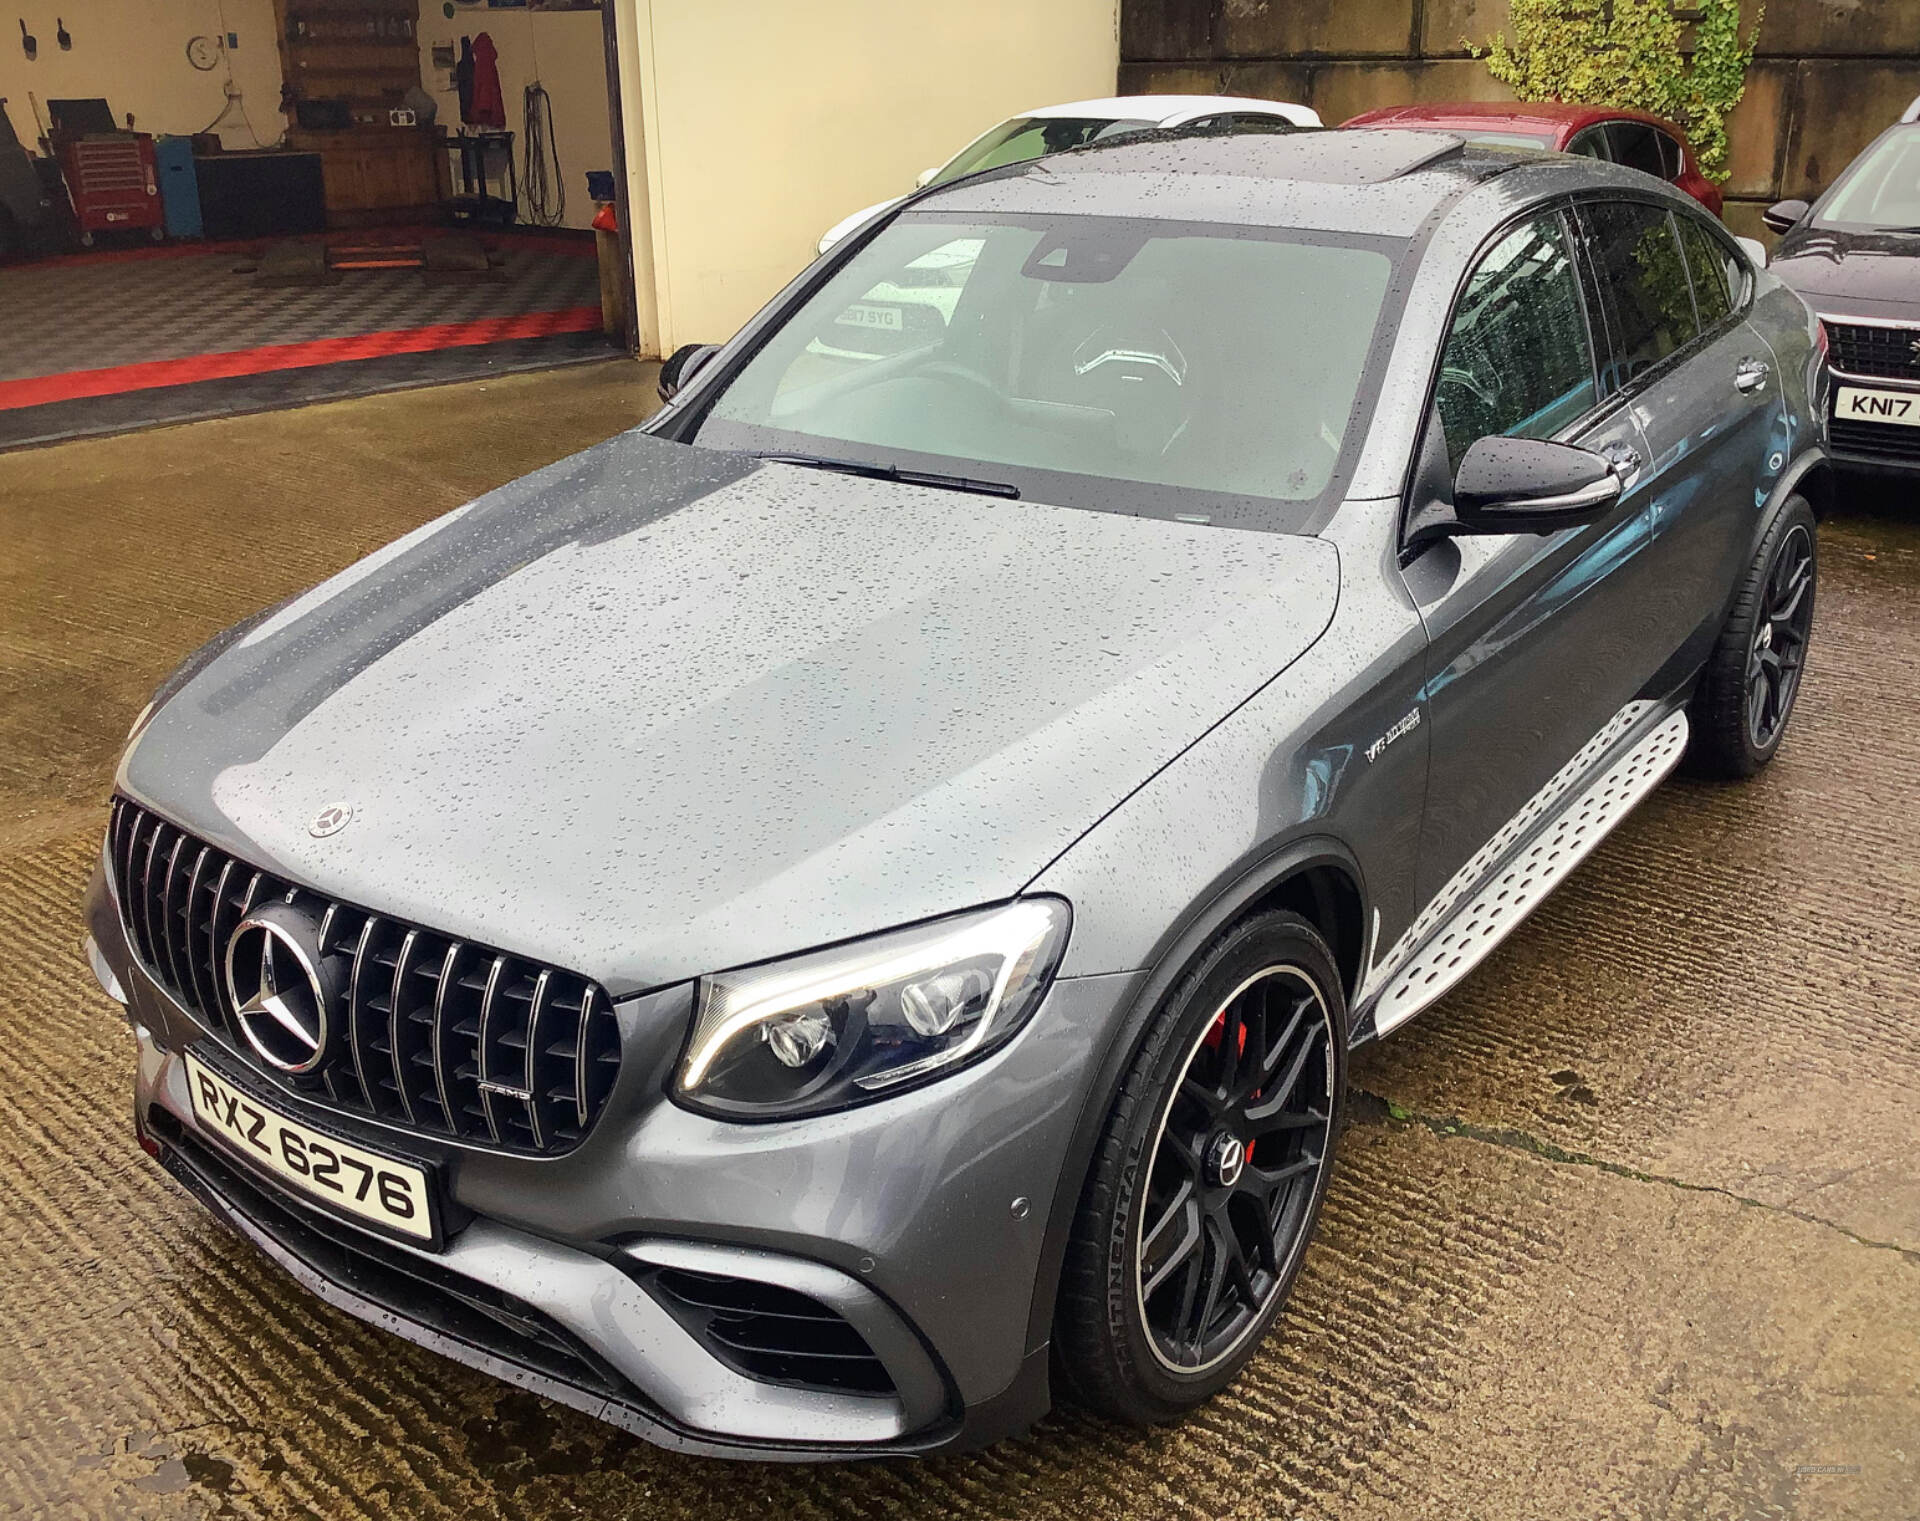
<box><xmin>120</xmin><ymin>432</ymin><xmax>1339</xmax><ymax>994</ymax></box>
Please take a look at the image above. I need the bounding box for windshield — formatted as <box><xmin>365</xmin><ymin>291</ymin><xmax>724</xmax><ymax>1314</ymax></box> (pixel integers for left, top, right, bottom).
<box><xmin>929</xmin><ymin>117</ymin><xmax>1155</xmax><ymax>186</ymax></box>
<box><xmin>693</xmin><ymin>214</ymin><xmax>1402</xmax><ymax>526</ymax></box>
<box><xmin>1817</xmin><ymin>126</ymin><xmax>1920</xmax><ymax>229</ymax></box>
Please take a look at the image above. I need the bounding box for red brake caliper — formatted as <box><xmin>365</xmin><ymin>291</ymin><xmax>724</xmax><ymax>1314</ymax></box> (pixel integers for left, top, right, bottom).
<box><xmin>1202</xmin><ymin>1012</ymin><xmax>1256</xmax><ymax>1166</ymax></box>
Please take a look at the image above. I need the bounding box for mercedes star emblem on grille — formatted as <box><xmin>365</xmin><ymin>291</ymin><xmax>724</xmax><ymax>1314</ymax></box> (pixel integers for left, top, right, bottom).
<box><xmin>223</xmin><ymin>903</ymin><xmax>335</xmax><ymax>1074</ymax></box>
<box><xmin>309</xmin><ymin>802</ymin><xmax>354</xmax><ymax>838</ymax></box>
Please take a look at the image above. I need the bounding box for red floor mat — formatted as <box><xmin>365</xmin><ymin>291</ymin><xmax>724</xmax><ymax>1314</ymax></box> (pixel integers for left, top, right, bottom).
<box><xmin>0</xmin><ymin>306</ymin><xmax>605</xmax><ymax>410</ymax></box>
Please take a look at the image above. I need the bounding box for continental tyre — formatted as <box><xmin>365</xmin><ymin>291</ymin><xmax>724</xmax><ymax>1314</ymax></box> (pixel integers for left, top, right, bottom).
<box><xmin>1055</xmin><ymin>910</ymin><xmax>1346</xmax><ymax>1423</ymax></box>
<box><xmin>1689</xmin><ymin>495</ymin><xmax>1817</xmax><ymax>779</ymax></box>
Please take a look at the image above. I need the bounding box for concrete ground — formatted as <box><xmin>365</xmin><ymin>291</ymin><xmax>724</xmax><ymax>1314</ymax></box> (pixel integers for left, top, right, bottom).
<box><xmin>1</xmin><ymin>365</ymin><xmax>1914</xmax><ymax>1519</ymax></box>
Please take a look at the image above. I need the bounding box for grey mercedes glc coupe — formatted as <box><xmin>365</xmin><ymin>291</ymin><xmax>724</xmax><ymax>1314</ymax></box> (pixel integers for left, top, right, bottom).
<box><xmin>85</xmin><ymin>131</ymin><xmax>1827</xmax><ymax>1460</ymax></box>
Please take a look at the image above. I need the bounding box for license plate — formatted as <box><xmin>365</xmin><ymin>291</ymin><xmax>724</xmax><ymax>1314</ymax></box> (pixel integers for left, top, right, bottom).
<box><xmin>1835</xmin><ymin>384</ymin><xmax>1920</xmax><ymax>428</ymax></box>
<box><xmin>183</xmin><ymin>1052</ymin><xmax>436</xmax><ymax>1242</ymax></box>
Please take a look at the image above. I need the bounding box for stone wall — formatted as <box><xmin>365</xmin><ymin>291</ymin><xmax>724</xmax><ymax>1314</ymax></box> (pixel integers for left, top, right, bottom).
<box><xmin>1119</xmin><ymin>0</ymin><xmax>1920</xmax><ymax>240</ymax></box>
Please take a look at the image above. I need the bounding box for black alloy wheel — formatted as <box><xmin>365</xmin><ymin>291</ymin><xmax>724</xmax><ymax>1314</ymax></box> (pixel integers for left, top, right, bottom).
<box><xmin>1689</xmin><ymin>494</ymin><xmax>1817</xmax><ymax>779</ymax></box>
<box><xmin>1136</xmin><ymin>965</ymin><xmax>1336</xmax><ymax>1373</ymax></box>
<box><xmin>1055</xmin><ymin>909</ymin><xmax>1347</xmax><ymax>1423</ymax></box>
<box><xmin>1745</xmin><ymin>521</ymin><xmax>1814</xmax><ymax>752</ymax></box>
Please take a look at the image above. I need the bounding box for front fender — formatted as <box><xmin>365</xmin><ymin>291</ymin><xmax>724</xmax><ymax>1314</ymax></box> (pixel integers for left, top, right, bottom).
<box><xmin>1016</xmin><ymin>553</ymin><xmax>1430</xmax><ymax>1360</ymax></box>
<box><xmin>1018</xmin><ymin>830</ymin><xmax>1369</xmax><ymax>1363</ymax></box>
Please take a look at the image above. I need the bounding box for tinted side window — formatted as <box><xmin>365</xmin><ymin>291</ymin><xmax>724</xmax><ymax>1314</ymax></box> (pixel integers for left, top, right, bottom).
<box><xmin>1567</xmin><ymin>127</ymin><xmax>1610</xmax><ymax>160</ymax></box>
<box><xmin>1584</xmin><ymin>202</ymin><xmax>1699</xmax><ymax>386</ymax></box>
<box><xmin>1675</xmin><ymin>216</ymin><xmax>1733</xmax><ymax>326</ymax></box>
<box><xmin>1607</xmin><ymin>122</ymin><xmax>1667</xmax><ymax>178</ymax></box>
<box><xmin>1436</xmin><ymin>213</ymin><xmax>1598</xmax><ymax>468</ymax></box>
<box><xmin>1656</xmin><ymin>131</ymin><xmax>1685</xmax><ymax>179</ymax></box>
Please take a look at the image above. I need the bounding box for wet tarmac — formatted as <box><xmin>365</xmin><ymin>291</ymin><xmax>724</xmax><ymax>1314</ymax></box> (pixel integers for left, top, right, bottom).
<box><xmin>2</xmin><ymin>366</ymin><xmax>1915</xmax><ymax>1519</ymax></box>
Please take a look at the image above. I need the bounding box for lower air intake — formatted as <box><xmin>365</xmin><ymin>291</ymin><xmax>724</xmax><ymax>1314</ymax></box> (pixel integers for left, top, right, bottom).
<box><xmin>648</xmin><ymin>1267</ymin><xmax>899</xmax><ymax>1397</ymax></box>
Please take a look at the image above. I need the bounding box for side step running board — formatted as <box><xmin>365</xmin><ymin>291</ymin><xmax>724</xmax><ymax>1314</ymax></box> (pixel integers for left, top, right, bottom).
<box><xmin>1370</xmin><ymin>708</ymin><xmax>1690</xmax><ymax>1037</ymax></box>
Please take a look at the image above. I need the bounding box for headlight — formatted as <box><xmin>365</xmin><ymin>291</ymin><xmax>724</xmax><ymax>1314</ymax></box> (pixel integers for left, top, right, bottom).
<box><xmin>675</xmin><ymin>898</ymin><xmax>1071</xmax><ymax>1120</ymax></box>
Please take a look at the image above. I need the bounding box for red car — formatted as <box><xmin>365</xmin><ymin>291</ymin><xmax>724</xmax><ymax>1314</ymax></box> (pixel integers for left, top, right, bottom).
<box><xmin>1343</xmin><ymin>101</ymin><xmax>1722</xmax><ymax>217</ymax></box>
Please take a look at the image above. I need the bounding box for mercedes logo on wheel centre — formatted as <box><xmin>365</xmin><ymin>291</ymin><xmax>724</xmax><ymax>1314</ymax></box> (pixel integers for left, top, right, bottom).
<box><xmin>223</xmin><ymin>901</ymin><xmax>336</xmax><ymax>1075</ymax></box>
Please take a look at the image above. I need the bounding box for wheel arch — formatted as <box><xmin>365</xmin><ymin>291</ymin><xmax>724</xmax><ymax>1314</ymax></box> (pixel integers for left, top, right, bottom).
<box><xmin>1703</xmin><ymin>447</ymin><xmax>1828</xmax><ymax>643</ymax></box>
<box><xmin>1785</xmin><ymin>451</ymin><xmax>1834</xmax><ymax>519</ymax></box>
<box><xmin>1024</xmin><ymin>835</ymin><xmax>1368</xmax><ymax>1362</ymax></box>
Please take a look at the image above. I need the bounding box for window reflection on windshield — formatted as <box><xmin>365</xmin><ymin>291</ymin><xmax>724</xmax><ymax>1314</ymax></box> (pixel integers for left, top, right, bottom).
<box><xmin>695</xmin><ymin>215</ymin><xmax>1400</xmax><ymax>523</ymax></box>
<box><xmin>1818</xmin><ymin>128</ymin><xmax>1920</xmax><ymax>229</ymax></box>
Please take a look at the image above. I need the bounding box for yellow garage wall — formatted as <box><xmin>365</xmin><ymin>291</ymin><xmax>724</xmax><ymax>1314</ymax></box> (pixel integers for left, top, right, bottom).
<box><xmin>416</xmin><ymin>5</ymin><xmax>614</xmax><ymax>232</ymax></box>
<box><xmin>628</xmin><ymin>0</ymin><xmax>1120</xmax><ymax>349</ymax></box>
<box><xmin>0</xmin><ymin>0</ymin><xmax>284</xmax><ymax>149</ymax></box>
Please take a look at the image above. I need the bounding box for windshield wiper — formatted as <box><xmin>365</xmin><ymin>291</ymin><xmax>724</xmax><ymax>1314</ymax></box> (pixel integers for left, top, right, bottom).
<box><xmin>754</xmin><ymin>451</ymin><xmax>1019</xmax><ymax>499</ymax></box>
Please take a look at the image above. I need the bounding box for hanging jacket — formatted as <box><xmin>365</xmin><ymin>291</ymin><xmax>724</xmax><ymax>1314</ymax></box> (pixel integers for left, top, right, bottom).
<box><xmin>467</xmin><ymin>32</ymin><xmax>506</xmax><ymax>130</ymax></box>
<box><xmin>455</xmin><ymin>36</ymin><xmax>476</xmax><ymax>125</ymax></box>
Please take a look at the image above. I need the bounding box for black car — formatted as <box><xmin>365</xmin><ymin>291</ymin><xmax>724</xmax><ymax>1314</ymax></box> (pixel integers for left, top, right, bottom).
<box><xmin>1765</xmin><ymin>99</ymin><xmax>1920</xmax><ymax>474</ymax></box>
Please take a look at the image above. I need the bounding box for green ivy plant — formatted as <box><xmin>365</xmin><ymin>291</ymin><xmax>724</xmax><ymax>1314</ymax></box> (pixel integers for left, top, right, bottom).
<box><xmin>1471</xmin><ymin>0</ymin><xmax>1762</xmax><ymax>183</ymax></box>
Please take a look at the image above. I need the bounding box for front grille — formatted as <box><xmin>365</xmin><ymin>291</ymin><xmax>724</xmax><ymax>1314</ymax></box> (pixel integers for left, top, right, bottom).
<box><xmin>1825</xmin><ymin>320</ymin><xmax>1920</xmax><ymax>382</ymax></box>
<box><xmin>648</xmin><ymin>1268</ymin><xmax>898</xmax><ymax>1397</ymax></box>
<box><xmin>109</xmin><ymin>798</ymin><xmax>621</xmax><ymax>1155</ymax></box>
<box><xmin>1829</xmin><ymin>416</ymin><xmax>1920</xmax><ymax>464</ymax></box>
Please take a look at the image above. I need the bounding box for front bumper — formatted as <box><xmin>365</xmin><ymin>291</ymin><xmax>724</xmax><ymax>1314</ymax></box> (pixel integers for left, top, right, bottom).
<box><xmin>1827</xmin><ymin>376</ymin><xmax>1920</xmax><ymax>474</ymax></box>
<box><xmin>88</xmin><ymin>863</ymin><xmax>1137</xmax><ymax>1459</ymax></box>
<box><xmin>1827</xmin><ymin>420</ymin><xmax>1920</xmax><ymax>473</ymax></box>
<box><xmin>1815</xmin><ymin>311</ymin><xmax>1920</xmax><ymax>474</ymax></box>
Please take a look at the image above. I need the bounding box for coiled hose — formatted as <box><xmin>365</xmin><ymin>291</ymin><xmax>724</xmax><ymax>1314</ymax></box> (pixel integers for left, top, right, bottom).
<box><xmin>522</xmin><ymin>80</ymin><xmax>565</xmax><ymax>228</ymax></box>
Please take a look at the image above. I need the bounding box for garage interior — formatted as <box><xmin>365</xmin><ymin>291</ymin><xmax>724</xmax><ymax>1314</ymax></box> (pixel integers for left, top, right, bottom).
<box><xmin>0</xmin><ymin>0</ymin><xmax>630</xmax><ymax>448</ymax></box>
<box><xmin>1</xmin><ymin>0</ymin><xmax>1128</xmax><ymax>448</ymax></box>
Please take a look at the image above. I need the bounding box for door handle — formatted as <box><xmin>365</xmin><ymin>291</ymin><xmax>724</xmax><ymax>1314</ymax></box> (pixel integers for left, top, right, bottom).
<box><xmin>1734</xmin><ymin>358</ymin><xmax>1772</xmax><ymax>393</ymax></box>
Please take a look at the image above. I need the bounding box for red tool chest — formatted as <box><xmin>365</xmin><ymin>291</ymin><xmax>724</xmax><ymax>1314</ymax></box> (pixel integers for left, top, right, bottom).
<box><xmin>56</xmin><ymin>133</ymin><xmax>164</xmax><ymax>244</ymax></box>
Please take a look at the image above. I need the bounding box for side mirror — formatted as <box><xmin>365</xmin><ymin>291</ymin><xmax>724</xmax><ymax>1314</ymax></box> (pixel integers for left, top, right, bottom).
<box><xmin>1762</xmin><ymin>197</ymin><xmax>1811</xmax><ymax>234</ymax></box>
<box><xmin>657</xmin><ymin>342</ymin><xmax>720</xmax><ymax>403</ymax></box>
<box><xmin>1734</xmin><ymin>235</ymin><xmax>1768</xmax><ymax>269</ymax></box>
<box><xmin>1452</xmin><ymin>437</ymin><xmax>1620</xmax><ymax>534</ymax></box>
<box><xmin>914</xmin><ymin>166</ymin><xmax>938</xmax><ymax>189</ymax></box>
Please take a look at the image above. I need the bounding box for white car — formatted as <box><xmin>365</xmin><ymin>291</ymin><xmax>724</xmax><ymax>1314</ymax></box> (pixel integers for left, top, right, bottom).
<box><xmin>815</xmin><ymin>94</ymin><xmax>1322</xmax><ymax>254</ymax></box>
